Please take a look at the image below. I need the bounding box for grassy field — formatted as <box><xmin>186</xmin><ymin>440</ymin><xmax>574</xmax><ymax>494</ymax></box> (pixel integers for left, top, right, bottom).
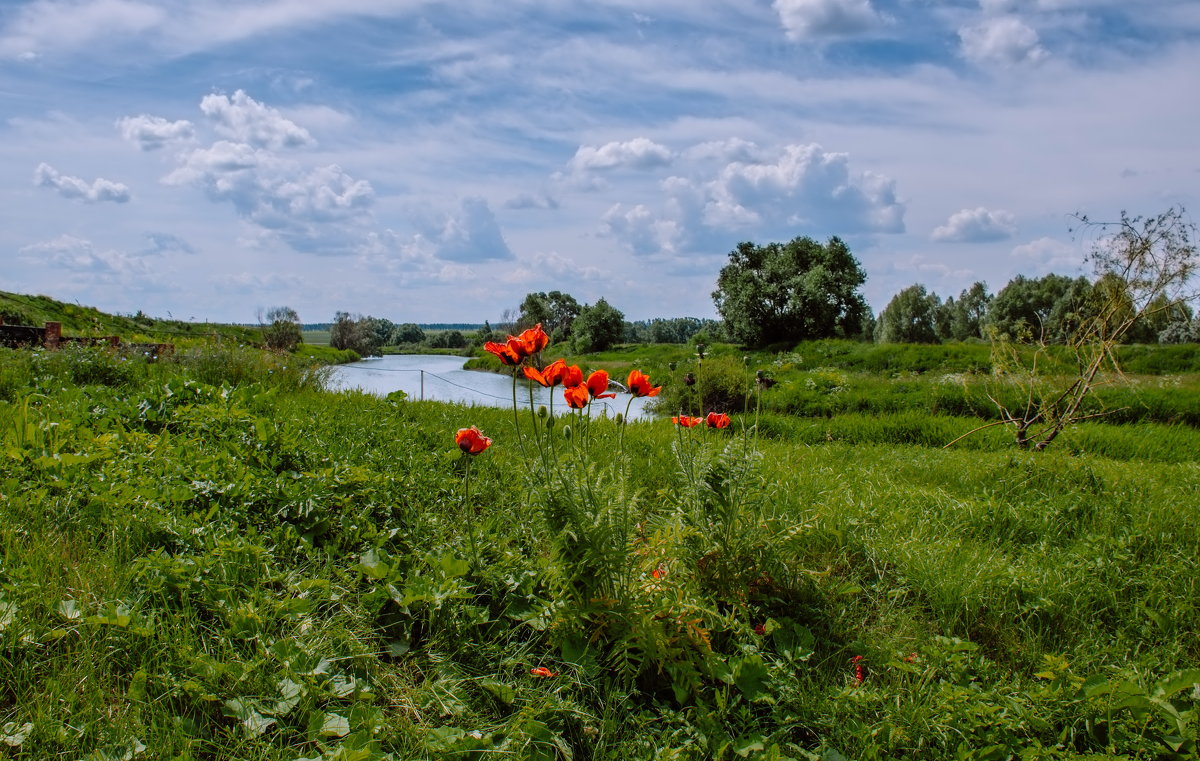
<box><xmin>1</xmin><ymin>340</ymin><xmax>1197</xmax><ymax>760</ymax></box>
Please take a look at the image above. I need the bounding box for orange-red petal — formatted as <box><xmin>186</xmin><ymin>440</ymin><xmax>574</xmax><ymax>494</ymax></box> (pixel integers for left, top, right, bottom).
<box><xmin>705</xmin><ymin>412</ymin><xmax>731</xmax><ymax>429</ymax></box>
<box><xmin>455</xmin><ymin>426</ymin><xmax>492</xmax><ymax>454</ymax></box>
<box><xmin>563</xmin><ymin>384</ymin><xmax>589</xmax><ymax>409</ymax></box>
<box><xmin>586</xmin><ymin>370</ymin><xmax>616</xmax><ymax>399</ymax></box>
<box><xmin>484</xmin><ymin>341</ymin><xmax>522</xmax><ymax>366</ymax></box>
<box><xmin>672</xmin><ymin>415</ymin><xmax>702</xmax><ymax>428</ymax></box>
<box><xmin>627</xmin><ymin>369</ymin><xmax>661</xmax><ymax>398</ymax></box>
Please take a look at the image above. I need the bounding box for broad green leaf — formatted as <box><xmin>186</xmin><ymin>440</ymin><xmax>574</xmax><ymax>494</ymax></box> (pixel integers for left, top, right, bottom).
<box><xmin>1153</xmin><ymin>669</ymin><xmax>1200</xmax><ymax>698</ymax></box>
<box><xmin>733</xmin><ymin>654</ymin><xmax>771</xmax><ymax>701</ymax></box>
<box><xmin>1</xmin><ymin>722</ymin><xmax>32</xmax><ymax>748</ymax></box>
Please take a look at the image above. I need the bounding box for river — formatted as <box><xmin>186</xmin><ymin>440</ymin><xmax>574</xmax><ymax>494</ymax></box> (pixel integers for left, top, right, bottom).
<box><xmin>327</xmin><ymin>354</ymin><xmax>659</xmax><ymax>420</ymax></box>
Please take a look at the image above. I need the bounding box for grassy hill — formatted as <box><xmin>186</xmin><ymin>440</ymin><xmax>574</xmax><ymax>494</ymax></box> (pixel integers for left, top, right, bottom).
<box><xmin>0</xmin><ymin>290</ymin><xmax>262</xmax><ymax>344</ymax></box>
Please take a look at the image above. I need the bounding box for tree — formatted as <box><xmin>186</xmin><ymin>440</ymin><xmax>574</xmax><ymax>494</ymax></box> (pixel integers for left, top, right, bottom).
<box><xmin>262</xmin><ymin>306</ymin><xmax>302</xmax><ymax>352</ymax></box>
<box><xmin>938</xmin><ymin>282</ymin><xmax>991</xmax><ymax>341</ymax></box>
<box><xmin>392</xmin><ymin>323</ymin><xmax>426</xmax><ymax>344</ymax></box>
<box><xmin>984</xmin><ymin>274</ymin><xmax>1085</xmax><ymax>342</ymax></box>
<box><xmin>712</xmin><ymin>236</ymin><xmax>870</xmax><ymax>348</ymax></box>
<box><xmin>571</xmin><ymin>297</ymin><xmax>625</xmax><ymax>353</ymax></box>
<box><xmin>519</xmin><ymin>291</ymin><xmax>581</xmax><ymax>342</ymax></box>
<box><xmin>330</xmin><ymin>311</ymin><xmax>384</xmax><ymax>356</ymax></box>
<box><xmin>875</xmin><ymin>285</ymin><xmax>941</xmax><ymax>343</ymax></box>
<box><xmin>953</xmin><ymin>206</ymin><xmax>1198</xmax><ymax>451</ymax></box>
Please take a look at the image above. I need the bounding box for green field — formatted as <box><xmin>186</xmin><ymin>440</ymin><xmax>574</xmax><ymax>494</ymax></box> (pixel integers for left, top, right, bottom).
<box><xmin>1</xmin><ymin>340</ymin><xmax>1197</xmax><ymax>760</ymax></box>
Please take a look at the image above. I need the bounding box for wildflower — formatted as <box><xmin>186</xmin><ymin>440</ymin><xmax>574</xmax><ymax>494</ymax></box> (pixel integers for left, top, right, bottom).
<box><xmin>672</xmin><ymin>415</ymin><xmax>703</xmax><ymax>428</ymax></box>
<box><xmin>851</xmin><ymin>655</ymin><xmax>865</xmax><ymax>685</ymax></box>
<box><xmin>512</xmin><ymin>323</ymin><xmax>550</xmax><ymax>356</ymax></box>
<box><xmin>563</xmin><ymin>384</ymin><xmax>589</xmax><ymax>409</ymax></box>
<box><xmin>627</xmin><ymin>369</ymin><xmax>661</xmax><ymax>398</ymax></box>
<box><xmin>561</xmin><ymin>363</ymin><xmax>584</xmax><ymax>388</ymax></box>
<box><xmin>455</xmin><ymin>426</ymin><xmax>492</xmax><ymax>455</ymax></box>
<box><xmin>754</xmin><ymin>623</ymin><xmax>766</xmax><ymax>636</ymax></box>
<box><xmin>484</xmin><ymin>341</ymin><xmax>523</xmax><ymax>365</ymax></box>
<box><xmin>683</xmin><ymin>372</ymin><xmax>696</xmax><ymax>386</ymax></box>
<box><xmin>651</xmin><ymin>566</ymin><xmax>665</xmax><ymax>579</ymax></box>
<box><xmin>585</xmin><ymin>370</ymin><xmax>617</xmax><ymax>399</ymax></box>
<box><xmin>706</xmin><ymin>412</ymin><xmax>731</xmax><ymax>429</ymax></box>
<box><xmin>524</xmin><ymin>358</ymin><xmax>568</xmax><ymax>387</ymax></box>
<box><xmin>529</xmin><ymin>667</ymin><xmax>558</xmax><ymax>678</ymax></box>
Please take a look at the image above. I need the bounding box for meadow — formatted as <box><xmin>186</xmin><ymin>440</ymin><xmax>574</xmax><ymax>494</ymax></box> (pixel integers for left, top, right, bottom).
<box><xmin>0</xmin><ymin>339</ymin><xmax>1197</xmax><ymax>760</ymax></box>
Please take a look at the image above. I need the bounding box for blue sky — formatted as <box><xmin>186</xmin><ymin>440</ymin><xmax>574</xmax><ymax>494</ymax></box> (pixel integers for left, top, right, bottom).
<box><xmin>2</xmin><ymin>0</ymin><xmax>1198</xmax><ymax>325</ymax></box>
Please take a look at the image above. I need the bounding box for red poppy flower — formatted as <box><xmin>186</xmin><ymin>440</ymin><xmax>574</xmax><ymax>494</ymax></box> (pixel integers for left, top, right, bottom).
<box><xmin>529</xmin><ymin>666</ymin><xmax>558</xmax><ymax>678</ymax></box>
<box><xmin>524</xmin><ymin>358</ymin><xmax>568</xmax><ymax>387</ymax></box>
<box><xmin>561</xmin><ymin>363</ymin><xmax>584</xmax><ymax>388</ymax></box>
<box><xmin>585</xmin><ymin>370</ymin><xmax>617</xmax><ymax>399</ymax></box>
<box><xmin>627</xmin><ymin>369</ymin><xmax>661</xmax><ymax>398</ymax></box>
<box><xmin>563</xmin><ymin>384</ymin><xmax>589</xmax><ymax>409</ymax></box>
<box><xmin>651</xmin><ymin>566</ymin><xmax>665</xmax><ymax>579</ymax></box>
<box><xmin>672</xmin><ymin>415</ymin><xmax>702</xmax><ymax>428</ymax></box>
<box><xmin>754</xmin><ymin>623</ymin><xmax>766</xmax><ymax>636</ymax></box>
<box><xmin>706</xmin><ymin>412</ymin><xmax>731</xmax><ymax>429</ymax></box>
<box><xmin>513</xmin><ymin>323</ymin><xmax>550</xmax><ymax>356</ymax></box>
<box><xmin>455</xmin><ymin>426</ymin><xmax>492</xmax><ymax>455</ymax></box>
<box><xmin>484</xmin><ymin>341</ymin><xmax>523</xmax><ymax>366</ymax></box>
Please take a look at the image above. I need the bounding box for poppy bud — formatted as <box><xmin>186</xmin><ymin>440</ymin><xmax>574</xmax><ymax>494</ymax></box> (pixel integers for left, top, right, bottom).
<box><xmin>546</xmin><ymin>415</ymin><xmax>555</xmax><ymax>430</ymax></box>
<box><xmin>537</xmin><ymin>405</ymin><xmax>548</xmax><ymax>418</ymax></box>
<box><xmin>615</xmin><ymin>413</ymin><xmax>624</xmax><ymax>425</ymax></box>
<box><xmin>669</xmin><ymin>362</ymin><xmax>677</xmax><ymax>371</ymax></box>
<box><xmin>684</xmin><ymin>373</ymin><xmax>695</xmax><ymax>386</ymax></box>
<box><xmin>562</xmin><ymin>424</ymin><xmax>572</xmax><ymax>439</ymax></box>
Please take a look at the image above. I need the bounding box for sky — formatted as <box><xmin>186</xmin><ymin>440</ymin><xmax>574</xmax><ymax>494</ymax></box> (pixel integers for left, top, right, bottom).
<box><xmin>2</xmin><ymin>0</ymin><xmax>1198</xmax><ymax>326</ymax></box>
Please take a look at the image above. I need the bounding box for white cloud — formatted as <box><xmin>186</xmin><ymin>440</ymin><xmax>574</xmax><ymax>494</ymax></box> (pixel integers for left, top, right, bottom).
<box><xmin>959</xmin><ymin>16</ymin><xmax>1048</xmax><ymax>66</ymax></box>
<box><xmin>569</xmin><ymin>137</ymin><xmax>673</xmax><ymax>173</ymax></box>
<box><xmin>164</xmin><ymin>141</ymin><xmax>373</xmax><ymax>254</ymax></box>
<box><xmin>1011</xmin><ymin>236</ymin><xmax>1084</xmax><ymax>273</ymax></box>
<box><xmin>773</xmin><ymin>0</ymin><xmax>882</xmax><ymax>39</ymax></box>
<box><xmin>199</xmin><ymin>90</ymin><xmax>314</xmax><ymax>150</ymax></box>
<box><xmin>682</xmin><ymin>138</ymin><xmax>766</xmax><ymax>164</ymax></box>
<box><xmin>703</xmin><ymin>143</ymin><xmax>905</xmax><ymax>233</ymax></box>
<box><xmin>600</xmin><ymin>203</ymin><xmax>682</xmax><ymax>257</ymax></box>
<box><xmin>932</xmin><ymin>207</ymin><xmax>1017</xmax><ymax>242</ymax></box>
<box><xmin>412</xmin><ymin>197</ymin><xmax>514</xmax><ymax>263</ymax></box>
<box><xmin>33</xmin><ymin>162</ymin><xmax>131</xmax><ymax>204</ymax></box>
<box><xmin>142</xmin><ymin>232</ymin><xmax>196</xmax><ymax>256</ymax></box>
<box><xmin>19</xmin><ymin>234</ymin><xmax>145</xmax><ymax>276</ymax></box>
<box><xmin>116</xmin><ymin>114</ymin><xmax>194</xmax><ymax>150</ymax></box>
<box><xmin>0</xmin><ymin>0</ymin><xmax>164</xmax><ymax>59</ymax></box>
<box><xmin>504</xmin><ymin>192</ymin><xmax>559</xmax><ymax>210</ymax></box>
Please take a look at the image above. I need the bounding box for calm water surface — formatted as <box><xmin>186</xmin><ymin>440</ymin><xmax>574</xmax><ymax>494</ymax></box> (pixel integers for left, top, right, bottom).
<box><xmin>328</xmin><ymin>354</ymin><xmax>658</xmax><ymax>420</ymax></box>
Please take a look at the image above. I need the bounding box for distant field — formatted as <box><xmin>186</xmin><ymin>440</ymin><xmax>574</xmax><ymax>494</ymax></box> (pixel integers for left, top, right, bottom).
<box><xmin>302</xmin><ymin>329</ymin><xmax>330</xmax><ymax>346</ymax></box>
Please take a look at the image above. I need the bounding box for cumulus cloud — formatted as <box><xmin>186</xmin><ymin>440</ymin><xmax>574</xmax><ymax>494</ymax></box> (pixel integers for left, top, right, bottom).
<box><xmin>569</xmin><ymin>137</ymin><xmax>673</xmax><ymax>173</ymax></box>
<box><xmin>116</xmin><ymin>114</ymin><xmax>195</xmax><ymax>150</ymax></box>
<box><xmin>932</xmin><ymin>207</ymin><xmax>1017</xmax><ymax>242</ymax></box>
<box><xmin>703</xmin><ymin>143</ymin><xmax>905</xmax><ymax>233</ymax></box>
<box><xmin>141</xmin><ymin>232</ymin><xmax>196</xmax><ymax>256</ymax></box>
<box><xmin>33</xmin><ymin>163</ymin><xmax>131</xmax><ymax>204</ymax></box>
<box><xmin>959</xmin><ymin>16</ymin><xmax>1048</xmax><ymax>66</ymax></box>
<box><xmin>682</xmin><ymin>138</ymin><xmax>765</xmax><ymax>164</ymax></box>
<box><xmin>412</xmin><ymin>197</ymin><xmax>514</xmax><ymax>263</ymax></box>
<box><xmin>600</xmin><ymin>203</ymin><xmax>682</xmax><ymax>257</ymax></box>
<box><xmin>597</xmin><ymin>142</ymin><xmax>905</xmax><ymax>257</ymax></box>
<box><xmin>773</xmin><ymin>0</ymin><xmax>882</xmax><ymax>39</ymax></box>
<box><xmin>19</xmin><ymin>234</ymin><xmax>146</xmax><ymax>277</ymax></box>
<box><xmin>199</xmin><ymin>90</ymin><xmax>313</xmax><ymax>150</ymax></box>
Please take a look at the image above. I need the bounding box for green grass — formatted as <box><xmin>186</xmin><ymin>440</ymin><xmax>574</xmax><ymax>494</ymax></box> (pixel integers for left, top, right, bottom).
<box><xmin>0</xmin><ymin>342</ymin><xmax>1197</xmax><ymax>759</ymax></box>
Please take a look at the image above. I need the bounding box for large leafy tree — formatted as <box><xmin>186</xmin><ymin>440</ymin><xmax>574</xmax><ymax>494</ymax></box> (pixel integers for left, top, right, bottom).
<box><xmin>875</xmin><ymin>285</ymin><xmax>940</xmax><ymax>343</ymax></box>
<box><xmin>518</xmin><ymin>290</ymin><xmax>582</xmax><ymax>343</ymax></box>
<box><xmin>261</xmin><ymin>306</ymin><xmax>302</xmax><ymax>352</ymax></box>
<box><xmin>571</xmin><ymin>297</ymin><xmax>625</xmax><ymax>353</ymax></box>
<box><xmin>712</xmin><ymin>236</ymin><xmax>870</xmax><ymax>347</ymax></box>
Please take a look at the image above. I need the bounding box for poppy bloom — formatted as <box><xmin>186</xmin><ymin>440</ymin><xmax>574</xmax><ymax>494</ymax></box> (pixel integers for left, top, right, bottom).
<box><xmin>672</xmin><ymin>415</ymin><xmax>703</xmax><ymax>428</ymax></box>
<box><xmin>651</xmin><ymin>566</ymin><xmax>665</xmax><ymax>579</ymax></box>
<box><xmin>851</xmin><ymin>655</ymin><xmax>866</xmax><ymax>685</ymax></box>
<box><xmin>455</xmin><ymin>426</ymin><xmax>492</xmax><ymax>455</ymax></box>
<box><xmin>754</xmin><ymin>623</ymin><xmax>766</xmax><ymax>636</ymax></box>
<box><xmin>483</xmin><ymin>341</ymin><xmax>523</xmax><ymax>366</ymax></box>
<box><xmin>524</xmin><ymin>358</ymin><xmax>568</xmax><ymax>387</ymax></box>
<box><xmin>585</xmin><ymin>370</ymin><xmax>617</xmax><ymax>400</ymax></box>
<box><xmin>529</xmin><ymin>666</ymin><xmax>558</xmax><ymax>678</ymax></box>
<box><xmin>706</xmin><ymin>412</ymin><xmax>731</xmax><ymax>429</ymax></box>
<box><xmin>513</xmin><ymin>323</ymin><xmax>550</xmax><ymax>356</ymax></box>
<box><xmin>627</xmin><ymin>369</ymin><xmax>661</xmax><ymax>398</ymax></box>
<box><xmin>563</xmin><ymin>384</ymin><xmax>589</xmax><ymax>409</ymax></box>
<box><xmin>561</xmin><ymin>363</ymin><xmax>584</xmax><ymax>388</ymax></box>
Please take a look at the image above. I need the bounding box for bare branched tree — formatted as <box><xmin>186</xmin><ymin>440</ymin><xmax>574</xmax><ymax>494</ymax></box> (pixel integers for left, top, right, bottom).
<box><xmin>948</xmin><ymin>206</ymin><xmax>1197</xmax><ymax>450</ymax></box>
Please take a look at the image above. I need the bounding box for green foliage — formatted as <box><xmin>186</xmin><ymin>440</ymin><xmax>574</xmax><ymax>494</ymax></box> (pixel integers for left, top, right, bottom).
<box><xmin>572</xmin><ymin>297</ymin><xmax>626</xmax><ymax>353</ymax></box>
<box><xmin>0</xmin><ymin>336</ymin><xmax>1197</xmax><ymax>759</ymax></box>
<box><xmin>262</xmin><ymin>305</ymin><xmax>303</xmax><ymax>352</ymax></box>
<box><xmin>519</xmin><ymin>291</ymin><xmax>581</xmax><ymax>342</ymax></box>
<box><xmin>713</xmin><ymin>236</ymin><xmax>870</xmax><ymax>347</ymax></box>
<box><xmin>875</xmin><ymin>284</ymin><xmax>940</xmax><ymax>344</ymax></box>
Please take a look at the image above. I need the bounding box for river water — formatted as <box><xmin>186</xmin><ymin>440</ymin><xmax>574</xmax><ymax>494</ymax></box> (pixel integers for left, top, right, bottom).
<box><xmin>327</xmin><ymin>354</ymin><xmax>658</xmax><ymax>420</ymax></box>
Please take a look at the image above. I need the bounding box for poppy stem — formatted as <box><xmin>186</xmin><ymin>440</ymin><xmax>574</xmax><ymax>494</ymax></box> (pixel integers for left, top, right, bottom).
<box><xmin>461</xmin><ymin>455</ymin><xmax>481</xmax><ymax>565</ymax></box>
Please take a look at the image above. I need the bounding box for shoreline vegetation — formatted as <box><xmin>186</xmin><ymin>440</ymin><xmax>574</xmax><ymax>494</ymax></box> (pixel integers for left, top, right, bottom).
<box><xmin>0</xmin><ymin>296</ymin><xmax>1198</xmax><ymax>759</ymax></box>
